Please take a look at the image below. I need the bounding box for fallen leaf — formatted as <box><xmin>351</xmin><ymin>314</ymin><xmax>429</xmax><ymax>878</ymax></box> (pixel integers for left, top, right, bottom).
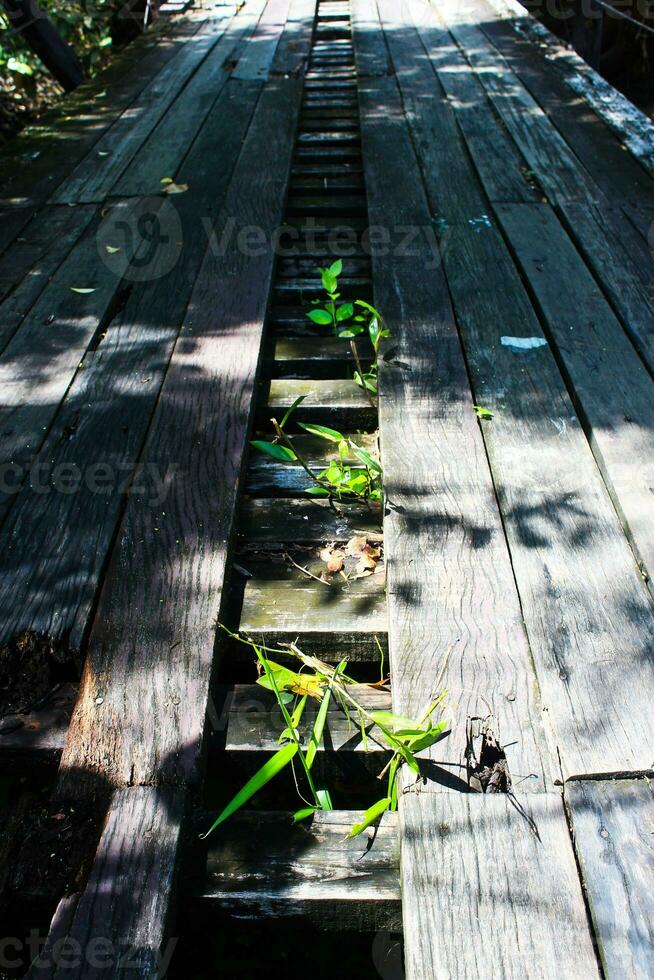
<box><xmin>345</xmin><ymin>535</ymin><xmax>367</xmax><ymax>556</ymax></box>
<box><xmin>105</xmin><ymin>245</ymin><xmax>121</xmax><ymax>254</ymax></box>
<box><xmin>70</xmin><ymin>287</ymin><xmax>96</xmax><ymax>294</ymax></box>
<box><xmin>162</xmin><ymin>182</ymin><xmax>189</xmax><ymax>195</ymax></box>
<box><xmin>160</xmin><ymin>177</ymin><xmax>174</xmax><ymax>184</ymax></box>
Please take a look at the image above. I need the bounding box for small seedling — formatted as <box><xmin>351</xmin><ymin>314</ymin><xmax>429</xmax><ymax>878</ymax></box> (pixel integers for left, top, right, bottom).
<box><xmin>474</xmin><ymin>405</ymin><xmax>493</xmax><ymax>420</ymax></box>
<box><xmin>201</xmin><ymin>629</ymin><xmax>449</xmax><ymax>840</ymax></box>
<box><xmin>251</xmin><ymin>397</ymin><xmax>383</xmax><ymax>501</ymax></box>
<box><xmin>305</xmin><ymin>259</ymin><xmax>390</xmax><ymax>397</ymax></box>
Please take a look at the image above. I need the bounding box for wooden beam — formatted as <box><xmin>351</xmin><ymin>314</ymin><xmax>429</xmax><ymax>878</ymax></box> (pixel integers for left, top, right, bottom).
<box><xmin>2</xmin><ymin>0</ymin><xmax>85</xmax><ymax>91</ymax></box>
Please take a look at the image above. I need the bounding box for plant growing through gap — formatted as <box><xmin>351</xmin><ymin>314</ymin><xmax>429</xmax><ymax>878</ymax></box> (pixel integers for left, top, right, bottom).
<box><xmin>306</xmin><ymin>259</ymin><xmax>389</xmax><ymax>396</ymax></box>
<box><xmin>251</xmin><ymin>395</ymin><xmax>383</xmax><ymax>501</ymax></box>
<box><xmin>201</xmin><ymin>629</ymin><xmax>449</xmax><ymax>840</ymax></box>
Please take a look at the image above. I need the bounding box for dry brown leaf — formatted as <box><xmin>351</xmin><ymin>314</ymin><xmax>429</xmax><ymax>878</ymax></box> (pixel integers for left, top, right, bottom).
<box><xmin>345</xmin><ymin>535</ymin><xmax>367</xmax><ymax>556</ymax></box>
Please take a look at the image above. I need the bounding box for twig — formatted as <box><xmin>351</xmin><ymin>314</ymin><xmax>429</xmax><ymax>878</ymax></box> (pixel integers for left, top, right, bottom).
<box><xmin>284</xmin><ymin>551</ymin><xmax>332</xmax><ymax>586</ymax></box>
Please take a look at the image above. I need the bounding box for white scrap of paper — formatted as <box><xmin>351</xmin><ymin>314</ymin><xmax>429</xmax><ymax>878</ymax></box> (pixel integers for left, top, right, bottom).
<box><xmin>501</xmin><ymin>336</ymin><xmax>548</xmax><ymax>351</ymax></box>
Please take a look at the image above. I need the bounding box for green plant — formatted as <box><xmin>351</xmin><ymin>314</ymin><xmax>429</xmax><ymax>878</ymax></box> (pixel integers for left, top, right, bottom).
<box><xmin>201</xmin><ymin>629</ymin><xmax>449</xmax><ymax>840</ymax></box>
<box><xmin>251</xmin><ymin>396</ymin><xmax>383</xmax><ymax>501</ymax></box>
<box><xmin>306</xmin><ymin>259</ymin><xmax>389</xmax><ymax>396</ymax></box>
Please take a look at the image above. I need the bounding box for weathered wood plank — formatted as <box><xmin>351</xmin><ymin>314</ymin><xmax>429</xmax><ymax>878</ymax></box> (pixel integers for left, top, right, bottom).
<box><xmin>0</xmin><ymin>81</ymin><xmax>261</xmax><ymax>650</ymax></box>
<box><xmin>54</xmin><ymin>11</ymin><xmax>235</xmax><ymax>204</ymax></box>
<box><xmin>263</xmin><ymin>377</ymin><xmax>376</xmax><ymax>428</ymax></box>
<box><xmin>0</xmin><ymin>199</ymin><xmax>156</xmax><ymax>476</ymax></box>
<box><xmin>468</xmin><ymin>0</ymin><xmax>654</xmax><ymax>211</ymax></box>
<box><xmin>558</xmin><ymin>203</ymin><xmax>654</xmax><ymax>377</ymax></box>
<box><xmin>240</xmin><ymin>497</ymin><xmax>382</xmax><ymax>541</ymax></box>
<box><xmin>401</xmin><ymin>793</ymin><xmax>600</xmax><ymax>979</ymax></box>
<box><xmin>0</xmin><ymin>14</ymin><xmax>207</xmax><ymax>207</ymax></box>
<box><xmin>377</xmin><ymin>3</ymin><xmax>654</xmax><ymax>779</ymax></box>
<box><xmin>233</xmin><ymin>0</ymin><xmax>290</xmax><ymax>80</ymax></box>
<box><xmin>0</xmin><ymin>205</ymin><xmax>96</xmax><ymax>348</ymax></box>
<box><xmin>271</xmin><ymin>0</ymin><xmax>317</xmax><ymax>76</ymax></box>
<box><xmin>495</xmin><ymin>202</ymin><xmax>654</xmax><ymax>589</ymax></box>
<box><xmin>351</xmin><ymin>0</ymin><xmax>390</xmax><ymax>77</ymax></box>
<box><xmin>358</xmin><ymin>47</ymin><xmax>551</xmax><ymax>789</ymax></box>
<box><xmin>27</xmin><ymin>787</ymin><xmax>184</xmax><ymax>979</ymax></box>
<box><xmin>55</xmin><ymin>71</ymin><xmax>303</xmax><ymax>793</ymax></box>
<box><xmin>436</xmin><ymin>0</ymin><xmax>600</xmax><ymax>206</ymax></box>
<box><xmin>236</xmin><ymin>559</ymin><xmax>387</xmax><ymax>658</ymax></box>
<box><xmin>196</xmin><ymin>810</ymin><xmax>400</xmax><ymax>930</ymax></box>
<box><xmin>566</xmin><ymin>778</ymin><xmax>654</xmax><ymax>979</ymax></box>
<box><xmin>407</xmin><ymin>0</ymin><xmax>538</xmax><ymax>204</ymax></box>
<box><xmin>113</xmin><ymin>2</ymin><xmax>266</xmax><ymax>196</ymax></box>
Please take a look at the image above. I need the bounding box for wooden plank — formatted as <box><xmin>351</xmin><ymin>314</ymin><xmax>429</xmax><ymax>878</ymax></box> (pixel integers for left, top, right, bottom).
<box><xmin>351</xmin><ymin>0</ymin><xmax>390</xmax><ymax>77</ymax></box>
<box><xmin>566</xmin><ymin>778</ymin><xmax>654</xmax><ymax>979</ymax></box>
<box><xmin>495</xmin><ymin>202</ymin><xmax>654</xmax><ymax>589</ymax></box>
<box><xmin>436</xmin><ymin>0</ymin><xmax>600</xmax><ymax>206</ymax></box>
<box><xmin>271</xmin><ymin>0</ymin><xmax>317</xmax><ymax>76</ymax></box>
<box><xmin>0</xmin><ymin>14</ymin><xmax>206</xmax><ymax>207</ymax></box>
<box><xmin>113</xmin><ymin>2</ymin><xmax>266</xmax><ymax>196</ymax></box>
<box><xmin>240</xmin><ymin>497</ymin><xmax>382</xmax><ymax>541</ymax></box>
<box><xmin>54</xmin><ymin>11</ymin><xmax>234</xmax><ymax>204</ymax></box>
<box><xmin>0</xmin><ymin>207</ymin><xmax>34</xmax><ymax>260</ymax></box>
<box><xmin>236</xmin><ymin>559</ymin><xmax>387</xmax><ymax>658</ymax></box>
<box><xmin>263</xmin><ymin>377</ymin><xmax>376</xmax><ymax>428</ymax></box>
<box><xmin>0</xmin><ymin>205</ymin><xmax>96</xmax><ymax>347</ymax></box>
<box><xmin>0</xmin><ymin>199</ymin><xmax>157</xmax><ymax>477</ymax></box>
<box><xmin>376</xmin><ymin>4</ymin><xmax>654</xmax><ymax>779</ymax></box>
<box><xmin>468</xmin><ymin>0</ymin><xmax>654</xmax><ymax>212</ymax></box>
<box><xmin>557</xmin><ymin>203</ymin><xmax>654</xmax><ymax>377</ymax></box>
<box><xmin>0</xmin><ymin>81</ymin><xmax>261</xmax><ymax>651</ymax></box>
<box><xmin>27</xmin><ymin>787</ymin><xmax>184</xmax><ymax>979</ymax></box>
<box><xmin>197</xmin><ymin>810</ymin><xmax>400</xmax><ymax>930</ymax></box>
<box><xmin>29</xmin><ymin>70</ymin><xmax>303</xmax><ymax>974</ymax></box>
<box><xmin>401</xmin><ymin>793</ymin><xmax>600</xmax><ymax>980</ymax></box>
<box><xmin>55</xmin><ymin>73</ymin><xmax>303</xmax><ymax>792</ymax></box>
<box><xmin>358</xmin><ymin>54</ymin><xmax>551</xmax><ymax>789</ymax></box>
<box><xmin>233</xmin><ymin>0</ymin><xmax>290</xmax><ymax>80</ymax></box>
<box><xmin>407</xmin><ymin>0</ymin><xmax>538</xmax><ymax>204</ymax></box>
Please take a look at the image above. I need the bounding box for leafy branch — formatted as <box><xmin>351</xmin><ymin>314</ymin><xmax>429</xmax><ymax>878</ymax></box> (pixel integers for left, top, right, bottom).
<box><xmin>202</xmin><ymin>629</ymin><xmax>449</xmax><ymax>840</ymax></box>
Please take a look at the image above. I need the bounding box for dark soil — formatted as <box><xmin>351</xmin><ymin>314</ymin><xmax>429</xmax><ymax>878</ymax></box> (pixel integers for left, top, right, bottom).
<box><xmin>0</xmin><ymin>632</ymin><xmax>77</xmax><ymax>719</ymax></box>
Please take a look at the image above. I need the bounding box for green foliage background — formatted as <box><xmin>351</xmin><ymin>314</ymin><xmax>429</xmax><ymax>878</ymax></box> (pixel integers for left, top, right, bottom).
<box><xmin>0</xmin><ymin>1</ymin><xmax>122</xmax><ymax>79</ymax></box>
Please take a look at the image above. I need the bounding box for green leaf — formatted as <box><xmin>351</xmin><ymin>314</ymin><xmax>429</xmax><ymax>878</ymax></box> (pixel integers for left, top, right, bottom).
<box><xmin>370</xmin><ymin>710</ymin><xmax>422</xmax><ymax>731</ymax></box>
<box><xmin>278</xmin><ymin>695</ymin><xmax>308</xmax><ymax>743</ymax></box>
<box><xmin>200</xmin><ymin>741</ymin><xmax>298</xmax><ymax>837</ymax></box>
<box><xmin>403</xmin><ymin>722</ymin><xmax>449</xmax><ymax>753</ymax></box>
<box><xmin>316</xmin><ymin>788</ymin><xmax>333</xmax><ymax>810</ymax></box>
<box><xmin>307</xmin><ymin>309</ymin><xmax>333</xmax><ymax>325</ymax></box>
<box><xmin>353</xmin><ymin>448</ymin><xmax>382</xmax><ymax>473</ymax></box>
<box><xmin>305</xmin><ymin>485</ymin><xmax>331</xmax><ymax>496</ymax></box>
<box><xmin>306</xmin><ymin>661</ymin><xmax>346</xmax><ymax>769</ymax></box>
<box><xmin>298</xmin><ymin>423</ymin><xmax>344</xmax><ymax>443</ymax></box>
<box><xmin>69</xmin><ymin>287</ymin><xmax>96</xmax><ymax>294</ymax></box>
<box><xmin>320</xmin><ymin>269</ymin><xmax>337</xmax><ymax>294</ymax></box>
<box><xmin>293</xmin><ymin>807</ymin><xmax>317</xmax><ymax>822</ymax></box>
<box><xmin>336</xmin><ymin>302</ymin><xmax>354</xmax><ymax>322</ymax></box>
<box><xmin>250</xmin><ymin>440</ymin><xmax>297</xmax><ymax>462</ymax></box>
<box><xmin>280</xmin><ymin>394</ymin><xmax>306</xmax><ymax>430</ymax></box>
<box><xmin>348</xmin><ymin>797</ymin><xmax>391</xmax><ymax>838</ymax></box>
<box><xmin>328</xmin><ymin>259</ymin><xmax>343</xmax><ymax>278</ymax></box>
<box><xmin>337</xmin><ymin>325</ymin><xmax>364</xmax><ymax>339</ymax></box>
<box><xmin>474</xmin><ymin>405</ymin><xmax>493</xmax><ymax>420</ymax></box>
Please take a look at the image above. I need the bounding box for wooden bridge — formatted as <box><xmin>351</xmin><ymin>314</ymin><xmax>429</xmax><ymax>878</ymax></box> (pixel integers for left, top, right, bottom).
<box><xmin>0</xmin><ymin>0</ymin><xmax>653</xmax><ymax>975</ymax></box>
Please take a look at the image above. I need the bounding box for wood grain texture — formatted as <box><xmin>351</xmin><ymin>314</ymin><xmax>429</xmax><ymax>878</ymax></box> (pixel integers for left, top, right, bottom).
<box><xmin>495</xmin><ymin>202</ymin><xmax>654</xmax><ymax>590</ymax></box>
<box><xmin>113</xmin><ymin>3</ymin><xmax>265</xmax><ymax>196</ymax></box>
<box><xmin>271</xmin><ymin>0</ymin><xmax>317</xmax><ymax>76</ymax></box>
<box><xmin>351</xmin><ymin>0</ymin><xmax>390</xmax><ymax>77</ymax></box>
<box><xmin>0</xmin><ymin>81</ymin><xmax>261</xmax><ymax>652</ymax></box>
<box><xmin>0</xmin><ymin>205</ymin><xmax>96</xmax><ymax>352</ymax></box>
<box><xmin>197</xmin><ymin>809</ymin><xmax>400</xmax><ymax>930</ymax></box>
<box><xmin>436</xmin><ymin>0</ymin><xmax>600</xmax><ymax>206</ymax></box>
<box><xmin>566</xmin><ymin>778</ymin><xmax>654</xmax><ymax>979</ymax></box>
<box><xmin>379</xmin><ymin>2</ymin><xmax>654</xmax><ymax>779</ymax></box>
<box><xmin>233</xmin><ymin>0</ymin><xmax>290</xmax><ymax>80</ymax></box>
<box><xmin>240</xmin><ymin>497</ymin><xmax>381</xmax><ymax>541</ymax></box>
<box><xmin>468</xmin><ymin>0</ymin><xmax>654</xmax><ymax>211</ymax></box>
<box><xmin>0</xmin><ymin>15</ymin><xmax>202</xmax><ymax>207</ymax></box>
<box><xmin>27</xmin><ymin>787</ymin><xmax>184</xmax><ymax>980</ymax></box>
<box><xmin>400</xmin><ymin>792</ymin><xmax>600</xmax><ymax>980</ymax></box>
<box><xmin>357</xmin><ymin>41</ymin><xmax>551</xmax><ymax>790</ymax></box>
<box><xmin>54</xmin><ymin>10</ymin><xmax>234</xmax><ymax>204</ymax></box>
<box><xmin>406</xmin><ymin>0</ymin><xmax>538</xmax><ymax>204</ymax></box>
<box><xmin>56</xmin><ymin>74</ymin><xmax>304</xmax><ymax>796</ymax></box>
